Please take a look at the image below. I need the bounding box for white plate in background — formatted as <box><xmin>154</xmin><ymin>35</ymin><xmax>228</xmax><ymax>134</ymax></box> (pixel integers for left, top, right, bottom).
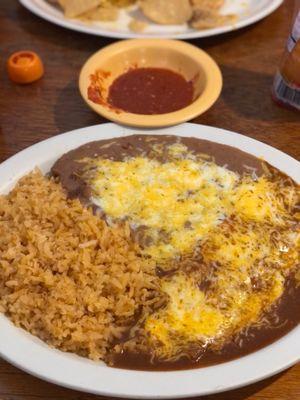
<box><xmin>19</xmin><ymin>0</ymin><xmax>283</xmax><ymax>39</ymax></box>
<box><xmin>0</xmin><ymin>123</ymin><xmax>299</xmax><ymax>398</ymax></box>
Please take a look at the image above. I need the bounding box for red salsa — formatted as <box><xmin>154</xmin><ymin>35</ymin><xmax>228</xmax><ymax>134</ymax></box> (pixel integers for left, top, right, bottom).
<box><xmin>107</xmin><ymin>67</ymin><xmax>194</xmax><ymax>115</ymax></box>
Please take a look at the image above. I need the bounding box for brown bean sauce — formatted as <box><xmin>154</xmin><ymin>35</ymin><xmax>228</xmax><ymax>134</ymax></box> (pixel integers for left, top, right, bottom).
<box><xmin>111</xmin><ymin>279</ymin><xmax>300</xmax><ymax>371</ymax></box>
<box><xmin>51</xmin><ymin>134</ymin><xmax>265</xmax><ymax>201</ymax></box>
<box><xmin>51</xmin><ymin>134</ymin><xmax>300</xmax><ymax>371</ymax></box>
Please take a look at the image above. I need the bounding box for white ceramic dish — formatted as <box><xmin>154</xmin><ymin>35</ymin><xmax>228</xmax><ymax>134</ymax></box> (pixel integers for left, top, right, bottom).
<box><xmin>19</xmin><ymin>0</ymin><xmax>283</xmax><ymax>40</ymax></box>
<box><xmin>0</xmin><ymin>123</ymin><xmax>299</xmax><ymax>399</ymax></box>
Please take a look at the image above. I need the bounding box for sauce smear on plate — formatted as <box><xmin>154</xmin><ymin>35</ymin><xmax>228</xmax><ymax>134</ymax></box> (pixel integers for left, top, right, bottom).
<box><xmin>107</xmin><ymin>68</ymin><xmax>194</xmax><ymax>115</ymax></box>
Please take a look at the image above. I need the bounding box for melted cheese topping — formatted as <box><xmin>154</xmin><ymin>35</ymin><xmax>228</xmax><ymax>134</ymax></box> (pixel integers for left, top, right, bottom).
<box><xmin>90</xmin><ymin>145</ymin><xmax>238</xmax><ymax>260</ymax></box>
<box><xmin>145</xmin><ymin>221</ymin><xmax>292</xmax><ymax>359</ymax></box>
<box><xmin>232</xmin><ymin>176</ymin><xmax>288</xmax><ymax>224</ymax></box>
<box><xmin>84</xmin><ymin>142</ymin><xmax>300</xmax><ymax>360</ymax></box>
<box><xmin>145</xmin><ymin>274</ymin><xmax>225</xmax><ymax>357</ymax></box>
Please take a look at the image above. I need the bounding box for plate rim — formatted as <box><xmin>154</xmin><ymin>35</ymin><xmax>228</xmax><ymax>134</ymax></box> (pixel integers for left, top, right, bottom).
<box><xmin>18</xmin><ymin>0</ymin><xmax>284</xmax><ymax>39</ymax></box>
<box><xmin>0</xmin><ymin>122</ymin><xmax>299</xmax><ymax>399</ymax></box>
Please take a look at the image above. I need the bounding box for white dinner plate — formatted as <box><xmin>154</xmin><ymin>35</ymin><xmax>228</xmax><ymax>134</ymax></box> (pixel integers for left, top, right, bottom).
<box><xmin>19</xmin><ymin>0</ymin><xmax>283</xmax><ymax>39</ymax></box>
<box><xmin>0</xmin><ymin>123</ymin><xmax>299</xmax><ymax>398</ymax></box>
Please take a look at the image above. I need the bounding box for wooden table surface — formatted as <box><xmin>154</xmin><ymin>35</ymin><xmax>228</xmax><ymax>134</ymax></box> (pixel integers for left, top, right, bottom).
<box><xmin>1</xmin><ymin>0</ymin><xmax>300</xmax><ymax>399</ymax></box>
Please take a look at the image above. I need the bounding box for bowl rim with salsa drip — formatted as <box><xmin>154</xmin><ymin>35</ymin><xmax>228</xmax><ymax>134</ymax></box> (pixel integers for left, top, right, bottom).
<box><xmin>78</xmin><ymin>39</ymin><xmax>222</xmax><ymax>128</ymax></box>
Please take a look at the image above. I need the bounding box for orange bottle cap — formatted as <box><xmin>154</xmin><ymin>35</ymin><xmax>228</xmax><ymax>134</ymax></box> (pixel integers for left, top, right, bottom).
<box><xmin>7</xmin><ymin>51</ymin><xmax>44</xmax><ymax>84</ymax></box>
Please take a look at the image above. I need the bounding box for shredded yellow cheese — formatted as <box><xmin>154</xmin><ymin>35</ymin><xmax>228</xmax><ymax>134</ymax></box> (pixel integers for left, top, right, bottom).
<box><xmin>84</xmin><ymin>142</ymin><xmax>299</xmax><ymax>360</ymax></box>
<box><xmin>90</xmin><ymin>145</ymin><xmax>238</xmax><ymax>260</ymax></box>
